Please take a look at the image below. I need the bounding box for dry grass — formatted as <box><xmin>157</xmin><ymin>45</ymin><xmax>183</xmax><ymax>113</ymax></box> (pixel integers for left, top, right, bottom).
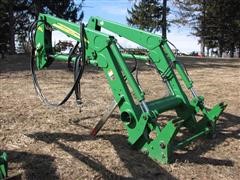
<box><xmin>0</xmin><ymin>55</ymin><xmax>239</xmax><ymax>179</ymax></box>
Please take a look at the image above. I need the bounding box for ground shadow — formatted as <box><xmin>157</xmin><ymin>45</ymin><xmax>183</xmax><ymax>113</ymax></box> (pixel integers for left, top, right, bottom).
<box><xmin>27</xmin><ymin>132</ymin><xmax>176</xmax><ymax>179</ymax></box>
<box><xmin>177</xmin><ymin>56</ymin><xmax>240</xmax><ymax>69</ymax></box>
<box><xmin>68</xmin><ymin>111</ymin><xmax>239</xmax><ymax>167</ymax></box>
<box><xmin>174</xmin><ymin>111</ymin><xmax>239</xmax><ymax>166</ymax></box>
<box><xmin>9</xmin><ymin>111</ymin><xmax>238</xmax><ymax>179</ymax></box>
<box><xmin>0</xmin><ymin>55</ymin><xmax>101</xmax><ymax>74</ymax></box>
<box><xmin>0</xmin><ymin>55</ymin><xmax>148</xmax><ymax>74</ymax></box>
<box><xmin>1</xmin><ymin>150</ymin><xmax>59</xmax><ymax>180</ymax></box>
<box><xmin>1</xmin><ymin>55</ymin><xmax>239</xmax><ymax>74</ymax></box>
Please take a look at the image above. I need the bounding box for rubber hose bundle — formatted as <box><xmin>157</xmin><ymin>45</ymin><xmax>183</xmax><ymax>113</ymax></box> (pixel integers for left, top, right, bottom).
<box><xmin>29</xmin><ymin>20</ymin><xmax>85</xmax><ymax>107</ymax></box>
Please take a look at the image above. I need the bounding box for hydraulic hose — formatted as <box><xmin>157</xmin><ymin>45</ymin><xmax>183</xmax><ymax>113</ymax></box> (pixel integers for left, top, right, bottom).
<box><xmin>29</xmin><ymin>19</ymin><xmax>85</xmax><ymax>107</ymax></box>
<box><xmin>67</xmin><ymin>41</ymin><xmax>79</xmax><ymax>70</ymax></box>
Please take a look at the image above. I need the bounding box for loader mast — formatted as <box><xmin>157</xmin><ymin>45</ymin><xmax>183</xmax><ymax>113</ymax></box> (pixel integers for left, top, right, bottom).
<box><xmin>31</xmin><ymin>13</ymin><xmax>227</xmax><ymax>164</ymax></box>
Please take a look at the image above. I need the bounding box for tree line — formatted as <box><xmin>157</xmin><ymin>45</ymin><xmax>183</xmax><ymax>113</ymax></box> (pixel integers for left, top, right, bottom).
<box><xmin>0</xmin><ymin>0</ymin><xmax>239</xmax><ymax>57</ymax></box>
<box><xmin>0</xmin><ymin>0</ymin><xmax>84</xmax><ymax>54</ymax></box>
<box><xmin>127</xmin><ymin>0</ymin><xmax>240</xmax><ymax>57</ymax></box>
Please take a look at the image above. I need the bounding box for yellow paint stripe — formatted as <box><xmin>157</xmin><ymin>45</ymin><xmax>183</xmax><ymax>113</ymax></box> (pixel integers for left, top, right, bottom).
<box><xmin>52</xmin><ymin>23</ymin><xmax>79</xmax><ymax>39</ymax></box>
<box><xmin>58</xmin><ymin>23</ymin><xmax>80</xmax><ymax>37</ymax></box>
<box><xmin>52</xmin><ymin>23</ymin><xmax>89</xmax><ymax>43</ymax></box>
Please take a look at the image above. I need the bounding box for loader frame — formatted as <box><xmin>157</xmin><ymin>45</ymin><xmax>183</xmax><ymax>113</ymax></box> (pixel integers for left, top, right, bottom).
<box><xmin>32</xmin><ymin>13</ymin><xmax>226</xmax><ymax>164</ymax></box>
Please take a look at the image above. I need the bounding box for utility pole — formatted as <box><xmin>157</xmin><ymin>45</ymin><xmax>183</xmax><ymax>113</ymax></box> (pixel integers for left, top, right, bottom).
<box><xmin>9</xmin><ymin>1</ymin><xmax>15</xmax><ymax>54</ymax></box>
<box><xmin>162</xmin><ymin>0</ymin><xmax>167</xmax><ymax>39</ymax></box>
<box><xmin>201</xmin><ymin>0</ymin><xmax>206</xmax><ymax>56</ymax></box>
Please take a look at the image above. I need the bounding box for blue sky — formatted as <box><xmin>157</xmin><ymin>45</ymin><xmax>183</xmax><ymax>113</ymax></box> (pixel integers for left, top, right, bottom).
<box><xmin>54</xmin><ymin>0</ymin><xmax>200</xmax><ymax>53</ymax></box>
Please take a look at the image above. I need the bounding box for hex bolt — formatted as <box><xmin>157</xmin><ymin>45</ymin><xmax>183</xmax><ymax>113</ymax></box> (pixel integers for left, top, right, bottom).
<box><xmin>160</xmin><ymin>143</ymin><xmax>166</xmax><ymax>149</ymax></box>
<box><xmin>143</xmin><ymin>115</ymin><xmax>148</xmax><ymax>120</ymax></box>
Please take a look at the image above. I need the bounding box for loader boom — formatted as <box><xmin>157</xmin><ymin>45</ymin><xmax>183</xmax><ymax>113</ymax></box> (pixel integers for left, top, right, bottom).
<box><xmin>31</xmin><ymin>13</ymin><xmax>227</xmax><ymax>164</ymax></box>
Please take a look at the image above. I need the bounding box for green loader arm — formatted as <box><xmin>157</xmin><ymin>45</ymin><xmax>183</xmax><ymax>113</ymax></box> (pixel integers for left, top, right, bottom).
<box><xmin>32</xmin><ymin>13</ymin><xmax>227</xmax><ymax>164</ymax></box>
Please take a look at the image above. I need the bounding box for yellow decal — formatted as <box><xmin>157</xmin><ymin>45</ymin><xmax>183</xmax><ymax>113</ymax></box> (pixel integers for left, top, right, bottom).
<box><xmin>52</xmin><ymin>23</ymin><xmax>80</xmax><ymax>39</ymax></box>
<box><xmin>108</xmin><ymin>70</ymin><xmax>115</xmax><ymax>80</ymax></box>
<box><xmin>37</xmin><ymin>26</ymin><xmax>43</xmax><ymax>32</ymax></box>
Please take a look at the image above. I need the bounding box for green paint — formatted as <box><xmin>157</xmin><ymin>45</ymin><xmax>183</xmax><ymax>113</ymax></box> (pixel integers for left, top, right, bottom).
<box><xmin>0</xmin><ymin>152</ymin><xmax>7</xmax><ymax>179</ymax></box>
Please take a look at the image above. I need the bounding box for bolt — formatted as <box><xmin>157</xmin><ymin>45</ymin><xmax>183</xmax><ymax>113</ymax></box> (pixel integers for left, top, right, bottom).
<box><xmin>142</xmin><ymin>148</ymin><xmax>149</xmax><ymax>155</ymax></box>
<box><xmin>143</xmin><ymin>115</ymin><xmax>148</xmax><ymax>120</ymax></box>
<box><xmin>160</xmin><ymin>143</ymin><xmax>166</xmax><ymax>149</ymax></box>
<box><xmin>162</xmin><ymin>153</ymin><xmax>165</xmax><ymax>159</ymax></box>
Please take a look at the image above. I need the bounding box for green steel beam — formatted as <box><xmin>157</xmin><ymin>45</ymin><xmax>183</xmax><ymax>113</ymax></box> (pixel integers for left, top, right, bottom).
<box><xmin>49</xmin><ymin>54</ymin><xmax>78</xmax><ymax>62</ymax></box>
<box><xmin>175</xmin><ymin>127</ymin><xmax>210</xmax><ymax>149</ymax></box>
<box><xmin>87</xmin><ymin>16</ymin><xmax>161</xmax><ymax>50</ymax></box>
<box><xmin>162</xmin><ymin>42</ymin><xmax>193</xmax><ymax>89</ymax></box>
<box><xmin>147</xmin><ymin>96</ymin><xmax>183</xmax><ymax>115</ymax></box>
<box><xmin>110</xmin><ymin>43</ymin><xmax>145</xmax><ymax>101</ymax></box>
<box><xmin>121</xmin><ymin>53</ymin><xmax>149</xmax><ymax>61</ymax></box>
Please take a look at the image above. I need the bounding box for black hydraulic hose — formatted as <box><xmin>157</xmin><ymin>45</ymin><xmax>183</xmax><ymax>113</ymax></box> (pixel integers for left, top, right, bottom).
<box><xmin>67</xmin><ymin>41</ymin><xmax>79</xmax><ymax>70</ymax></box>
<box><xmin>29</xmin><ymin>19</ymin><xmax>85</xmax><ymax>107</ymax></box>
<box><xmin>74</xmin><ymin>23</ymin><xmax>86</xmax><ymax>105</ymax></box>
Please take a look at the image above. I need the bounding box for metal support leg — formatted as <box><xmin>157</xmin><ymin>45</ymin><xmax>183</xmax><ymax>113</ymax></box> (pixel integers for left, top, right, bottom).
<box><xmin>90</xmin><ymin>100</ymin><xmax>118</xmax><ymax>136</ymax></box>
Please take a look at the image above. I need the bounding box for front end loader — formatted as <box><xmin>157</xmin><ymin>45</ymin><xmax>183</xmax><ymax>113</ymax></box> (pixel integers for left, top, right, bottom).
<box><xmin>29</xmin><ymin>14</ymin><xmax>227</xmax><ymax>164</ymax></box>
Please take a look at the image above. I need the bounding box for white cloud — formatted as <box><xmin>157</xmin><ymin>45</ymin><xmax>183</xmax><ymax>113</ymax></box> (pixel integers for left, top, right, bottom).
<box><xmin>101</xmin><ymin>5</ymin><xmax>127</xmax><ymax>16</ymax></box>
<box><xmin>52</xmin><ymin>26</ymin><xmax>200</xmax><ymax>54</ymax></box>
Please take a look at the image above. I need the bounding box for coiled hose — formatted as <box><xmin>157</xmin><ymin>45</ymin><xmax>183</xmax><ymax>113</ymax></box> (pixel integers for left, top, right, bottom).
<box><xmin>29</xmin><ymin>20</ymin><xmax>85</xmax><ymax>107</ymax></box>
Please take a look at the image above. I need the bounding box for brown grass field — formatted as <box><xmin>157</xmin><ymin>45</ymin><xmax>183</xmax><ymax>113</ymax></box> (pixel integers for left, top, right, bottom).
<box><xmin>0</xmin><ymin>55</ymin><xmax>239</xmax><ymax>179</ymax></box>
